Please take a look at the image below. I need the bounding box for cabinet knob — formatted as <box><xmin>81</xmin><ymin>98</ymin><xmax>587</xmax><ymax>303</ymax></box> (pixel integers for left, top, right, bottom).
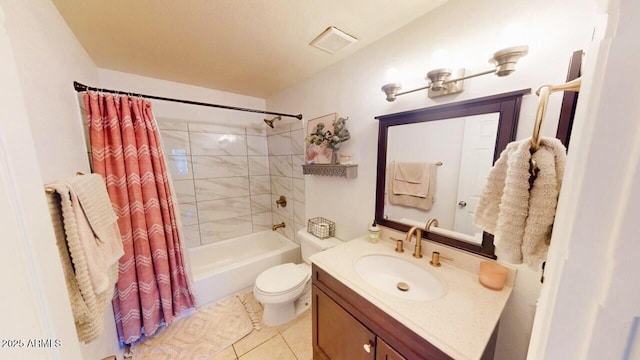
<box><xmin>458</xmin><ymin>200</ymin><xmax>467</xmax><ymax>208</ymax></box>
<box><xmin>363</xmin><ymin>341</ymin><xmax>373</xmax><ymax>353</ymax></box>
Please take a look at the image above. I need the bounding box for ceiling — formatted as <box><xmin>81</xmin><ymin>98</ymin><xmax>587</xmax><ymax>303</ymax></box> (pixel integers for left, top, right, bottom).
<box><xmin>52</xmin><ymin>0</ymin><xmax>447</xmax><ymax>98</ymax></box>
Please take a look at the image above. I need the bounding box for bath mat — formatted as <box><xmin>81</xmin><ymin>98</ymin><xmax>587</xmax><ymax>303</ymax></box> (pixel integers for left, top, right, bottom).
<box><xmin>131</xmin><ymin>295</ymin><xmax>260</xmax><ymax>359</ymax></box>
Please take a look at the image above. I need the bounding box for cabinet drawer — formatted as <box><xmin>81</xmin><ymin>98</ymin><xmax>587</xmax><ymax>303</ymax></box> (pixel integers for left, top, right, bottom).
<box><xmin>376</xmin><ymin>337</ymin><xmax>407</xmax><ymax>360</ymax></box>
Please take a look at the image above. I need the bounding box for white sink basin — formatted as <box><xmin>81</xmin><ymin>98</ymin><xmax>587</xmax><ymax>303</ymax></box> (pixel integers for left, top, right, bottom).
<box><xmin>354</xmin><ymin>254</ymin><xmax>445</xmax><ymax>301</ymax></box>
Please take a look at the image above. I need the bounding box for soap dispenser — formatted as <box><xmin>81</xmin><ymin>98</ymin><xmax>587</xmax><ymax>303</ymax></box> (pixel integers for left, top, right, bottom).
<box><xmin>368</xmin><ymin>220</ymin><xmax>380</xmax><ymax>243</ymax></box>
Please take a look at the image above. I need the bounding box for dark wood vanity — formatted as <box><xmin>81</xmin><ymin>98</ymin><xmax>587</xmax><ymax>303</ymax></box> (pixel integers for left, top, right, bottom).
<box><xmin>312</xmin><ymin>264</ymin><xmax>499</xmax><ymax>360</ymax></box>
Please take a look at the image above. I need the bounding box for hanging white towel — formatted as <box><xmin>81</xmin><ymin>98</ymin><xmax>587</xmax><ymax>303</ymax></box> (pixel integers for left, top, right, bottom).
<box><xmin>47</xmin><ymin>183</ymin><xmax>120</xmax><ymax>343</ymax></box>
<box><xmin>64</xmin><ymin>174</ymin><xmax>123</xmax><ymax>293</ymax></box>
<box><xmin>474</xmin><ymin>137</ymin><xmax>566</xmax><ymax>266</ymax></box>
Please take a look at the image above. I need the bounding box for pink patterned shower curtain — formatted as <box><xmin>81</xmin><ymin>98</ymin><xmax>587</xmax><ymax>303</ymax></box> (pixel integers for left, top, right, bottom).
<box><xmin>84</xmin><ymin>93</ymin><xmax>195</xmax><ymax>344</ymax></box>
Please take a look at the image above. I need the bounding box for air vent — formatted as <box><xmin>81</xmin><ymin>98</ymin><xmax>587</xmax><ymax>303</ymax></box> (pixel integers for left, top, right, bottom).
<box><xmin>309</xmin><ymin>26</ymin><xmax>358</xmax><ymax>54</ymax></box>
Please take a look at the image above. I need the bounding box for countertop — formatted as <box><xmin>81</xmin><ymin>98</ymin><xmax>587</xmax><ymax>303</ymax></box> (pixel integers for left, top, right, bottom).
<box><xmin>310</xmin><ymin>236</ymin><xmax>513</xmax><ymax>360</ymax></box>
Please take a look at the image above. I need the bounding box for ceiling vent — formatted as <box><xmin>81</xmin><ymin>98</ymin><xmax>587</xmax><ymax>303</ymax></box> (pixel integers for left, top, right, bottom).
<box><xmin>310</xmin><ymin>26</ymin><xmax>358</xmax><ymax>54</ymax></box>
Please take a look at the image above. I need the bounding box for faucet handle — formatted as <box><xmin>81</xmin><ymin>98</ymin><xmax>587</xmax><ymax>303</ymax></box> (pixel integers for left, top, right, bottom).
<box><xmin>391</xmin><ymin>237</ymin><xmax>405</xmax><ymax>253</ymax></box>
<box><xmin>430</xmin><ymin>251</ymin><xmax>453</xmax><ymax>267</ymax></box>
<box><xmin>275</xmin><ymin>195</ymin><xmax>287</xmax><ymax>208</ymax></box>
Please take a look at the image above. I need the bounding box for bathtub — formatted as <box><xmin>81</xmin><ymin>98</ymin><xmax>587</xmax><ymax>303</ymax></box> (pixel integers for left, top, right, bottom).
<box><xmin>189</xmin><ymin>230</ymin><xmax>300</xmax><ymax>305</ymax></box>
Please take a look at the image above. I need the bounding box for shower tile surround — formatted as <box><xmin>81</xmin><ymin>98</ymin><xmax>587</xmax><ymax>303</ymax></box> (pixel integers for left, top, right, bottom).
<box><xmin>267</xmin><ymin>120</ymin><xmax>306</xmax><ymax>244</ymax></box>
<box><xmin>158</xmin><ymin>118</ymin><xmax>305</xmax><ymax>247</ymax></box>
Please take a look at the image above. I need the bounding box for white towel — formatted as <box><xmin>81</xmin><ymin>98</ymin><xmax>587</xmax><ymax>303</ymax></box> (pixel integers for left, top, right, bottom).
<box><xmin>47</xmin><ymin>184</ymin><xmax>119</xmax><ymax>343</ymax></box>
<box><xmin>474</xmin><ymin>137</ymin><xmax>566</xmax><ymax>266</ymax></box>
<box><xmin>64</xmin><ymin>174</ymin><xmax>123</xmax><ymax>293</ymax></box>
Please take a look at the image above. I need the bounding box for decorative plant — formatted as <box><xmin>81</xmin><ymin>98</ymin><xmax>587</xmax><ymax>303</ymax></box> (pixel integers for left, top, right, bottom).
<box><xmin>305</xmin><ymin>116</ymin><xmax>351</xmax><ymax>152</ymax></box>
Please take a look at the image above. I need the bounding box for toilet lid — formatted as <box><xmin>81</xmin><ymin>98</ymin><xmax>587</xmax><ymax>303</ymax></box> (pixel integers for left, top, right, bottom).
<box><xmin>255</xmin><ymin>263</ymin><xmax>309</xmax><ymax>295</ymax></box>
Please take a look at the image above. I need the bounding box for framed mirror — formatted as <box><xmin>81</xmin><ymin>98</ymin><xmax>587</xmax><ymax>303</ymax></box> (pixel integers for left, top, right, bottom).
<box><xmin>375</xmin><ymin>89</ymin><xmax>530</xmax><ymax>258</ymax></box>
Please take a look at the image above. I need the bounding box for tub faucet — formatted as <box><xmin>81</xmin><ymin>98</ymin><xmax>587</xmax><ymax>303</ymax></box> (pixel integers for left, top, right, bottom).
<box><xmin>405</xmin><ymin>226</ymin><xmax>423</xmax><ymax>258</ymax></box>
<box><xmin>272</xmin><ymin>222</ymin><xmax>285</xmax><ymax>231</ymax></box>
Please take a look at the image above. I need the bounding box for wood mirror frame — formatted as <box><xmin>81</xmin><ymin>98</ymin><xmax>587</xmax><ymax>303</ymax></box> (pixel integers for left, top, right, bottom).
<box><xmin>374</xmin><ymin>89</ymin><xmax>531</xmax><ymax>258</ymax></box>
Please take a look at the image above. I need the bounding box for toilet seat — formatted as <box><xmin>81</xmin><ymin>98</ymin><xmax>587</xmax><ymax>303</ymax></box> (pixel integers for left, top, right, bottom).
<box><xmin>255</xmin><ymin>263</ymin><xmax>309</xmax><ymax>295</ymax></box>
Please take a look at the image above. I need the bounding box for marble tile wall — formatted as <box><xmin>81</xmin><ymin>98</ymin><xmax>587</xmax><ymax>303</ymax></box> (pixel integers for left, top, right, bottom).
<box><xmin>267</xmin><ymin>121</ymin><xmax>306</xmax><ymax>244</ymax></box>
<box><xmin>158</xmin><ymin>118</ymin><xmax>275</xmax><ymax>248</ymax></box>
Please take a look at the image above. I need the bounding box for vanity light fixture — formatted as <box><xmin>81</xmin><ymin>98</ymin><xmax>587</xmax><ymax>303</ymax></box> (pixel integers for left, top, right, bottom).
<box><xmin>381</xmin><ymin>45</ymin><xmax>529</xmax><ymax>101</ymax></box>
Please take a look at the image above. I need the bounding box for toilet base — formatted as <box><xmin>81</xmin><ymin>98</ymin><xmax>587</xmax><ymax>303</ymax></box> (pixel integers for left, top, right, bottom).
<box><xmin>262</xmin><ymin>301</ymin><xmax>296</xmax><ymax>326</ymax></box>
<box><xmin>260</xmin><ymin>288</ymin><xmax>311</xmax><ymax>326</ymax></box>
<box><xmin>294</xmin><ymin>289</ymin><xmax>311</xmax><ymax>316</ymax></box>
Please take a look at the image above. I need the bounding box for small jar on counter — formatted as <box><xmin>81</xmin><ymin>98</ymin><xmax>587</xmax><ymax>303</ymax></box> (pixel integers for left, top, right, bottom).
<box><xmin>368</xmin><ymin>220</ymin><xmax>380</xmax><ymax>243</ymax></box>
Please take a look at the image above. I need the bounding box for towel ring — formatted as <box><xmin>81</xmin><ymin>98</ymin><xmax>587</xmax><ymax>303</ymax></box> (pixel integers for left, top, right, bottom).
<box><xmin>531</xmin><ymin>77</ymin><xmax>582</xmax><ymax>152</ymax></box>
<box><xmin>531</xmin><ymin>86</ymin><xmax>551</xmax><ymax>152</ymax></box>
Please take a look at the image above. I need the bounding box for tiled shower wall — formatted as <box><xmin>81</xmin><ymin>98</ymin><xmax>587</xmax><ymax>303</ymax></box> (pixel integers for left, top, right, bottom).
<box><xmin>158</xmin><ymin>118</ymin><xmax>305</xmax><ymax>247</ymax></box>
<box><xmin>266</xmin><ymin>121</ymin><xmax>306</xmax><ymax>244</ymax></box>
<box><xmin>158</xmin><ymin>118</ymin><xmax>273</xmax><ymax>247</ymax></box>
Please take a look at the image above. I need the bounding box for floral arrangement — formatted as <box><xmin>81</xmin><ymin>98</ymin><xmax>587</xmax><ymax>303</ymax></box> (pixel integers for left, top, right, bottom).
<box><xmin>306</xmin><ymin>116</ymin><xmax>351</xmax><ymax>153</ymax></box>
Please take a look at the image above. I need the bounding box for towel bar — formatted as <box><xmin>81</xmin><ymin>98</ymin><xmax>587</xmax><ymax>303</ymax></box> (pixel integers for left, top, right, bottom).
<box><xmin>44</xmin><ymin>171</ymin><xmax>86</xmax><ymax>194</ymax></box>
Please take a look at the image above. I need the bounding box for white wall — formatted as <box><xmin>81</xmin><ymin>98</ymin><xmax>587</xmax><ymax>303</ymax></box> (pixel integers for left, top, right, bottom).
<box><xmin>0</xmin><ymin>3</ymin><xmax>83</xmax><ymax>358</ymax></box>
<box><xmin>99</xmin><ymin>69</ymin><xmax>267</xmax><ymax>128</ymax></box>
<box><xmin>529</xmin><ymin>0</ymin><xmax>640</xmax><ymax>357</ymax></box>
<box><xmin>0</xmin><ymin>0</ymin><xmax>96</xmax><ymax>182</ymax></box>
<box><xmin>0</xmin><ymin>0</ymin><xmax>123</xmax><ymax>359</ymax></box>
<box><xmin>267</xmin><ymin>0</ymin><xmax>599</xmax><ymax>358</ymax></box>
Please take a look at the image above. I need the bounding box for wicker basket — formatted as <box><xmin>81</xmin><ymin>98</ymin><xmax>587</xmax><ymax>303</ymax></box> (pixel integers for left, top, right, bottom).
<box><xmin>307</xmin><ymin>217</ymin><xmax>335</xmax><ymax>239</ymax></box>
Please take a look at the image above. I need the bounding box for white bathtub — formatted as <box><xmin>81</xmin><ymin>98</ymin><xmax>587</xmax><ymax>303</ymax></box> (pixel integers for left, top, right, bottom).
<box><xmin>189</xmin><ymin>230</ymin><xmax>300</xmax><ymax>305</ymax></box>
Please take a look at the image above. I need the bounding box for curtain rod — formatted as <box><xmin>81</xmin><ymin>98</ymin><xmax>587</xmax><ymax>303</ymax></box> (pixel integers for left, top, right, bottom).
<box><xmin>73</xmin><ymin>81</ymin><xmax>303</xmax><ymax>120</ymax></box>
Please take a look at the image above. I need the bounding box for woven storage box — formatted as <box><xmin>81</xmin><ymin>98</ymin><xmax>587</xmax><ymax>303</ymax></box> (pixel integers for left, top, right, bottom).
<box><xmin>307</xmin><ymin>217</ymin><xmax>335</xmax><ymax>239</ymax></box>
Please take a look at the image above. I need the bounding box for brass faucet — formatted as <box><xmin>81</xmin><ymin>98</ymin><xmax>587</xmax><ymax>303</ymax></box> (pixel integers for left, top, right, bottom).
<box><xmin>405</xmin><ymin>226</ymin><xmax>423</xmax><ymax>258</ymax></box>
<box><xmin>272</xmin><ymin>222</ymin><xmax>285</xmax><ymax>231</ymax></box>
<box><xmin>425</xmin><ymin>218</ymin><xmax>439</xmax><ymax>231</ymax></box>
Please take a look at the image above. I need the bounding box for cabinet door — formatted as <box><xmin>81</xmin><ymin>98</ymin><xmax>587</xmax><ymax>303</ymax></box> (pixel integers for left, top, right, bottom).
<box><xmin>376</xmin><ymin>337</ymin><xmax>407</xmax><ymax>360</ymax></box>
<box><xmin>313</xmin><ymin>285</ymin><xmax>376</xmax><ymax>360</ymax></box>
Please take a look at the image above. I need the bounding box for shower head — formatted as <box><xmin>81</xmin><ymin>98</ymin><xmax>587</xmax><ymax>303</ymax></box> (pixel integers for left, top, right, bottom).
<box><xmin>264</xmin><ymin>116</ymin><xmax>281</xmax><ymax>128</ymax></box>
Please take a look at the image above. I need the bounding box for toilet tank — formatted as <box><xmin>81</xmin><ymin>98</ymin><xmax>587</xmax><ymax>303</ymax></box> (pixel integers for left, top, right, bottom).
<box><xmin>297</xmin><ymin>229</ymin><xmax>342</xmax><ymax>264</ymax></box>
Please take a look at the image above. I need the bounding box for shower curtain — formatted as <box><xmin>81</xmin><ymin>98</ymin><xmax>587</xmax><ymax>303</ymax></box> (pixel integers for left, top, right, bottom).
<box><xmin>84</xmin><ymin>93</ymin><xmax>195</xmax><ymax>344</ymax></box>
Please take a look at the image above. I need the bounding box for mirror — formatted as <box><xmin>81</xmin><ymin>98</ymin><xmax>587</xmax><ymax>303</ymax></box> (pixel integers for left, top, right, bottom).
<box><xmin>375</xmin><ymin>89</ymin><xmax>530</xmax><ymax>258</ymax></box>
<box><xmin>385</xmin><ymin>113</ymin><xmax>499</xmax><ymax>241</ymax></box>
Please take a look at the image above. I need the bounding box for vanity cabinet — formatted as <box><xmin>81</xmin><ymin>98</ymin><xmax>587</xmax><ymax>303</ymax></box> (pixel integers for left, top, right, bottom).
<box><xmin>314</xmin><ymin>286</ymin><xmax>376</xmax><ymax>360</ymax></box>
<box><xmin>312</xmin><ymin>264</ymin><xmax>453</xmax><ymax>360</ymax></box>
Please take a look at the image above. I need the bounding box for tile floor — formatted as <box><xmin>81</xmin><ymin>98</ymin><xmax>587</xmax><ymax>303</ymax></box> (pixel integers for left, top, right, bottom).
<box><xmin>211</xmin><ymin>291</ymin><xmax>312</xmax><ymax>360</ymax></box>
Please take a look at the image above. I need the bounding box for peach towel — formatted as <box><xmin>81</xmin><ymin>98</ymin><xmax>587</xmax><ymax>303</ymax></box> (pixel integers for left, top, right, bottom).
<box><xmin>388</xmin><ymin>162</ymin><xmax>436</xmax><ymax>210</ymax></box>
<box><xmin>392</xmin><ymin>162</ymin><xmax>430</xmax><ymax>197</ymax></box>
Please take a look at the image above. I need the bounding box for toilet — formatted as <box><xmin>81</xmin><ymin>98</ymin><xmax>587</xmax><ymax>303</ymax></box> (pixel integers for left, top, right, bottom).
<box><xmin>253</xmin><ymin>229</ymin><xmax>341</xmax><ymax>326</ymax></box>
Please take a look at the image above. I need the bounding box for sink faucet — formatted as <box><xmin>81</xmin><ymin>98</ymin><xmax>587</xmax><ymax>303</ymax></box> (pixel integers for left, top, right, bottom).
<box><xmin>405</xmin><ymin>226</ymin><xmax>423</xmax><ymax>258</ymax></box>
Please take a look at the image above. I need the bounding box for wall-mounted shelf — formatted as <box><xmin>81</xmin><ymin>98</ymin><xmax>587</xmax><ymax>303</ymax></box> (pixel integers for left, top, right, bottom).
<box><xmin>302</xmin><ymin>164</ymin><xmax>358</xmax><ymax>178</ymax></box>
